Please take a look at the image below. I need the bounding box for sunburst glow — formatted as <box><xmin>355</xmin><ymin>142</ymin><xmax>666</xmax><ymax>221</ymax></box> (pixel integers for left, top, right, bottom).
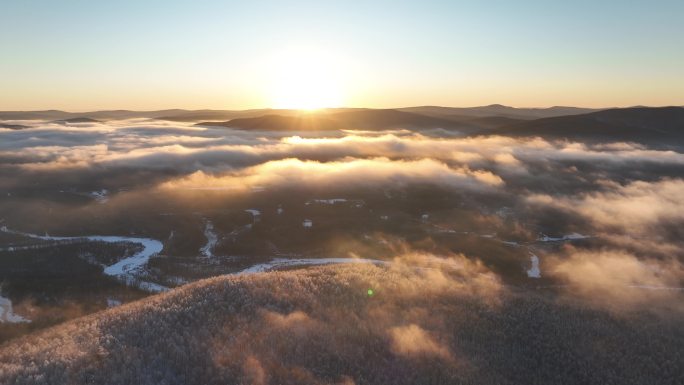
<box><xmin>266</xmin><ymin>47</ymin><xmax>348</xmax><ymax>110</ymax></box>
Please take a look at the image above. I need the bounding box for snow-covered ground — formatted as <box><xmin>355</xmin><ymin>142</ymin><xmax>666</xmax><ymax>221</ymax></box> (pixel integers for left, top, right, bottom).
<box><xmin>133</xmin><ymin>280</ymin><xmax>168</xmax><ymax>293</ymax></box>
<box><xmin>107</xmin><ymin>298</ymin><xmax>122</xmax><ymax>308</ymax></box>
<box><xmin>1</xmin><ymin>226</ymin><xmax>166</xmax><ymax>292</ymax></box>
<box><xmin>90</xmin><ymin>189</ymin><xmax>109</xmax><ymax>204</ymax></box>
<box><xmin>199</xmin><ymin>220</ymin><xmax>218</xmax><ymax>258</ymax></box>
<box><xmin>100</xmin><ymin>236</ymin><xmax>164</xmax><ymax>276</ymax></box>
<box><xmin>537</xmin><ymin>233</ymin><xmax>591</xmax><ymax>242</ymax></box>
<box><xmin>305</xmin><ymin>199</ymin><xmax>365</xmax><ymax>207</ymax></box>
<box><xmin>245</xmin><ymin>209</ymin><xmax>261</xmax><ymax>217</ymax></box>
<box><xmin>165</xmin><ymin>275</ymin><xmax>190</xmax><ymax>286</ymax></box>
<box><xmin>0</xmin><ymin>295</ymin><xmax>29</xmax><ymax>323</ymax></box>
<box><xmin>236</xmin><ymin>257</ymin><xmax>387</xmax><ymax>274</ymax></box>
<box><xmin>306</xmin><ymin>199</ymin><xmax>348</xmax><ymax>205</ymax></box>
<box><xmin>527</xmin><ymin>253</ymin><xmax>541</xmax><ymax>278</ymax></box>
<box><xmin>234</xmin><ymin>254</ymin><xmax>470</xmax><ymax>276</ymax></box>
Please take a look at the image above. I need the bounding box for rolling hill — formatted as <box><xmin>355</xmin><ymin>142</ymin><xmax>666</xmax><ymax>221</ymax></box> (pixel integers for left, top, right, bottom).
<box><xmin>0</xmin><ymin>110</ymin><xmax>185</xmax><ymax>121</ymax></box>
<box><xmin>198</xmin><ymin>113</ymin><xmax>344</xmax><ymax>131</ymax></box>
<box><xmin>51</xmin><ymin>117</ymin><xmax>103</xmax><ymax>124</ymax></box>
<box><xmin>0</xmin><ymin>264</ymin><xmax>681</xmax><ymax>385</ymax></box>
<box><xmin>399</xmin><ymin>104</ymin><xmax>601</xmax><ymax>119</ymax></box>
<box><xmin>0</xmin><ymin>123</ymin><xmax>28</xmax><ymax>130</ymax></box>
<box><xmin>0</xmin><ymin>104</ymin><xmax>603</xmax><ymax>123</ymax></box>
<box><xmin>196</xmin><ymin>109</ymin><xmax>485</xmax><ymax>132</ymax></box>
<box><xmin>487</xmin><ymin>106</ymin><xmax>684</xmax><ymax>144</ymax></box>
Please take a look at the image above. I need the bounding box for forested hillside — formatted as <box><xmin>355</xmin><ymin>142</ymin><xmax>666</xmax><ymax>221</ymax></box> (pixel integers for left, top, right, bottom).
<box><xmin>1</xmin><ymin>262</ymin><xmax>681</xmax><ymax>385</ymax></box>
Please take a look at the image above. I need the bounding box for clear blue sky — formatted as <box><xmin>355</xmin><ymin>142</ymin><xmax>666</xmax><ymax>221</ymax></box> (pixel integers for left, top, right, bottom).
<box><xmin>1</xmin><ymin>0</ymin><xmax>682</xmax><ymax>110</ymax></box>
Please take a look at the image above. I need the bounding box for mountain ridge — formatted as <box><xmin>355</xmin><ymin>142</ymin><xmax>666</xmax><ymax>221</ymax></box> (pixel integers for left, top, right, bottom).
<box><xmin>0</xmin><ymin>264</ymin><xmax>680</xmax><ymax>385</ymax></box>
<box><xmin>0</xmin><ymin>104</ymin><xmax>610</xmax><ymax>122</ymax></box>
<box><xmin>486</xmin><ymin>106</ymin><xmax>684</xmax><ymax>143</ymax></box>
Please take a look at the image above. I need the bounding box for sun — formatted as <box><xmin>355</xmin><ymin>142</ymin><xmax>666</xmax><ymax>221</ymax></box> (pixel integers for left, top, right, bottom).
<box><xmin>265</xmin><ymin>47</ymin><xmax>348</xmax><ymax>110</ymax></box>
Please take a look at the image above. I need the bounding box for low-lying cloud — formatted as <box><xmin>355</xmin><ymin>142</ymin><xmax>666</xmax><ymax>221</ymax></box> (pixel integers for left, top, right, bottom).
<box><xmin>548</xmin><ymin>248</ymin><xmax>684</xmax><ymax>311</ymax></box>
<box><xmin>160</xmin><ymin>157</ymin><xmax>504</xmax><ymax>192</ymax></box>
<box><xmin>2</xmin><ymin>119</ymin><xmax>684</xmax><ymax>314</ymax></box>
<box><xmin>389</xmin><ymin>324</ymin><xmax>452</xmax><ymax>360</ymax></box>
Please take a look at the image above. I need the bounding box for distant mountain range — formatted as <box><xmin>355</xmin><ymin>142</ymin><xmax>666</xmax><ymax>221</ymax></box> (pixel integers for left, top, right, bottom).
<box><xmin>0</xmin><ymin>108</ymin><xmax>320</xmax><ymax>122</ymax></box>
<box><xmin>485</xmin><ymin>107</ymin><xmax>684</xmax><ymax>143</ymax></box>
<box><xmin>399</xmin><ymin>104</ymin><xmax>599</xmax><ymax>120</ymax></box>
<box><xmin>190</xmin><ymin>105</ymin><xmax>609</xmax><ymax>132</ymax></box>
<box><xmin>197</xmin><ymin>109</ymin><xmax>475</xmax><ymax>132</ymax></box>
<box><xmin>51</xmin><ymin>117</ymin><xmax>103</xmax><ymax>125</ymax></box>
<box><xmin>197</xmin><ymin>107</ymin><xmax>684</xmax><ymax>144</ymax></box>
<box><xmin>2</xmin><ymin>106</ymin><xmax>682</xmax><ymax>145</ymax></box>
<box><xmin>0</xmin><ymin>123</ymin><xmax>28</xmax><ymax>130</ymax></box>
<box><xmin>0</xmin><ymin>104</ymin><xmax>605</xmax><ymax>122</ymax></box>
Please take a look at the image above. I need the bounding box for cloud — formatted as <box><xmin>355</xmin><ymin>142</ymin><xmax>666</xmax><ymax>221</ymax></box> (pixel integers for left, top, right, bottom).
<box><xmin>527</xmin><ymin>179</ymin><xmax>684</xmax><ymax>241</ymax></box>
<box><xmin>573</xmin><ymin>180</ymin><xmax>684</xmax><ymax>229</ymax></box>
<box><xmin>3</xmin><ymin>120</ymin><xmax>684</xmax><ymax>303</ymax></box>
<box><xmin>4</xmin><ymin>120</ymin><xmax>684</xmax><ymax>173</ymax></box>
<box><xmin>389</xmin><ymin>324</ymin><xmax>452</xmax><ymax>360</ymax></box>
<box><xmin>383</xmin><ymin>252</ymin><xmax>503</xmax><ymax>301</ymax></box>
<box><xmin>548</xmin><ymin>248</ymin><xmax>684</xmax><ymax>311</ymax></box>
<box><xmin>263</xmin><ymin>310</ymin><xmax>323</xmax><ymax>338</ymax></box>
<box><xmin>3</xmin><ymin>120</ymin><xmax>684</xmax><ymax>199</ymax></box>
<box><xmin>527</xmin><ymin>179</ymin><xmax>684</xmax><ymax>300</ymax></box>
<box><xmin>242</xmin><ymin>356</ymin><xmax>267</xmax><ymax>385</ymax></box>
<box><xmin>160</xmin><ymin>157</ymin><xmax>504</xmax><ymax>192</ymax></box>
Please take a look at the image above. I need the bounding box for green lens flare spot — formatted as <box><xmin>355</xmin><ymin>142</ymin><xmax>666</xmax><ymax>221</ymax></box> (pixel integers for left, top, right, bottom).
<box><xmin>367</xmin><ymin>288</ymin><xmax>374</xmax><ymax>296</ymax></box>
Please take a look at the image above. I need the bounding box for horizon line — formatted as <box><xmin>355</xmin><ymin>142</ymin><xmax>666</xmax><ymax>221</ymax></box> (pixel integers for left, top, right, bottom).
<box><xmin>3</xmin><ymin>104</ymin><xmax>684</xmax><ymax>114</ymax></box>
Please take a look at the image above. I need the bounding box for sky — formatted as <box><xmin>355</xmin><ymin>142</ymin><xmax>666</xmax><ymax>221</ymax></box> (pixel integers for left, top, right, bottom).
<box><xmin>1</xmin><ymin>0</ymin><xmax>683</xmax><ymax>111</ymax></box>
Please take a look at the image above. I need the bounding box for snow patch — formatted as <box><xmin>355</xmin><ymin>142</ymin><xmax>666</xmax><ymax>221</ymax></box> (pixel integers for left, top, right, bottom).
<box><xmin>496</xmin><ymin>207</ymin><xmax>513</xmax><ymax>219</ymax></box>
<box><xmin>537</xmin><ymin>233</ymin><xmax>591</xmax><ymax>242</ymax></box>
<box><xmin>527</xmin><ymin>253</ymin><xmax>541</xmax><ymax>278</ymax></box>
<box><xmin>134</xmin><ymin>280</ymin><xmax>168</xmax><ymax>293</ymax></box>
<box><xmin>235</xmin><ymin>255</ymin><xmax>466</xmax><ymax>276</ymax></box>
<box><xmin>107</xmin><ymin>298</ymin><xmax>122</xmax><ymax>308</ymax></box>
<box><xmin>90</xmin><ymin>189</ymin><xmax>109</xmax><ymax>204</ymax></box>
<box><xmin>306</xmin><ymin>198</ymin><xmax>347</xmax><ymax>205</ymax></box>
<box><xmin>0</xmin><ymin>295</ymin><xmax>29</xmax><ymax>323</ymax></box>
<box><xmin>1</xmin><ymin>226</ymin><xmax>166</xmax><ymax>292</ymax></box>
<box><xmin>245</xmin><ymin>209</ymin><xmax>261</xmax><ymax>223</ymax></box>
<box><xmin>199</xmin><ymin>220</ymin><xmax>218</xmax><ymax>258</ymax></box>
<box><xmin>97</xmin><ymin>236</ymin><xmax>163</xmax><ymax>276</ymax></box>
<box><xmin>166</xmin><ymin>276</ymin><xmax>190</xmax><ymax>286</ymax></box>
<box><xmin>306</xmin><ymin>199</ymin><xmax>365</xmax><ymax>207</ymax></box>
<box><xmin>236</xmin><ymin>257</ymin><xmax>386</xmax><ymax>275</ymax></box>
